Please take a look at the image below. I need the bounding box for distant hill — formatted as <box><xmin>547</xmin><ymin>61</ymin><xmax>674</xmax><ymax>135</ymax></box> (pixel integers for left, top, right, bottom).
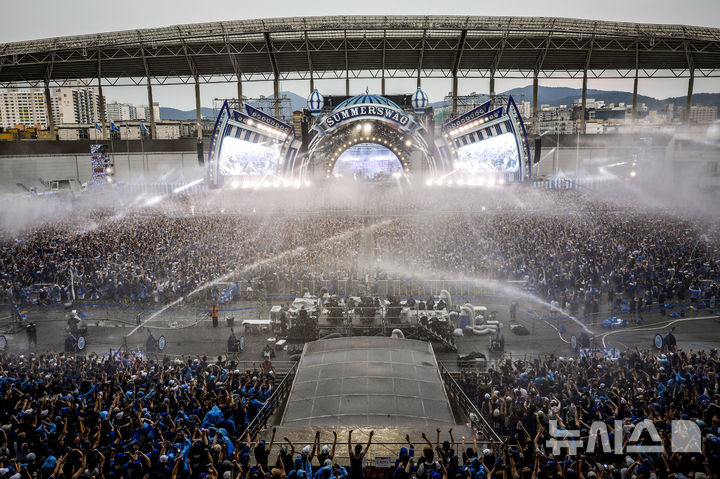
<box><xmin>160</xmin><ymin>87</ymin><xmax>720</xmax><ymax>119</ymax></box>
<box><xmin>160</xmin><ymin>92</ymin><xmax>307</xmax><ymax>121</ymax></box>
<box><xmin>159</xmin><ymin>107</ymin><xmax>215</xmax><ymax>121</ymax></box>
<box><xmin>264</xmin><ymin>91</ymin><xmax>307</xmax><ymax>112</ymax></box>
<box><xmin>503</xmin><ymin>85</ymin><xmax>720</xmax><ymax>109</ymax></box>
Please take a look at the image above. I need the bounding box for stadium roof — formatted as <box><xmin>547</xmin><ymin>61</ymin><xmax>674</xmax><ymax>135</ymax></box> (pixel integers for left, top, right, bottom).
<box><xmin>1</xmin><ymin>16</ymin><xmax>719</xmax><ymax>87</ymax></box>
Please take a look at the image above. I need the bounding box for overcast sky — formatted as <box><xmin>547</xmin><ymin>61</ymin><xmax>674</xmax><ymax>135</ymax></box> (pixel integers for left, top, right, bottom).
<box><xmin>1</xmin><ymin>0</ymin><xmax>719</xmax><ymax>109</ymax></box>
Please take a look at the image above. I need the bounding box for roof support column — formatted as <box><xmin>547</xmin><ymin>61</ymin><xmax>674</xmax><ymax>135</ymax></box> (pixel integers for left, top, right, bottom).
<box><xmin>451</xmin><ymin>29</ymin><xmax>467</xmax><ymax>118</ymax></box>
<box><xmin>417</xmin><ymin>29</ymin><xmax>426</xmax><ymax>89</ymax></box>
<box><xmin>532</xmin><ymin>33</ymin><xmax>552</xmax><ymax>135</ymax></box>
<box><xmin>146</xmin><ymin>80</ymin><xmax>156</xmax><ymax>140</ymax></box>
<box><xmin>344</xmin><ymin>29</ymin><xmax>350</xmax><ymax>96</ymax></box>
<box><xmin>43</xmin><ymin>80</ymin><xmax>56</xmax><ymax>139</ymax></box>
<box><xmin>489</xmin><ymin>74</ymin><xmax>495</xmax><ymax>110</ymax></box>
<box><xmin>686</xmin><ymin>66</ymin><xmax>695</xmax><ymax>124</ymax></box>
<box><xmin>489</xmin><ymin>35</ymin><xmax>506</xmax><ymax>110</ymax></box>
<box><xmin>381</xmin><ymin>29</ymin><xmax>386</xmax><ymax>96</ymax></box>
<box><xmin>43</xmin><ymin>53</ymin><xmax>56</xmax><ymax>139</ymax></box>
<box><xmin>580</xmin><ymin>36</ymin><xmax>593</xmax><ymax>134</ymax></box>
<box><xmin>580</xmin><ymin>67</ymin><xmax>588</xmax><ymax>134</ymax></box>
<box><xmin>684</xmin><ymin>39</ymin><xmax>695</xmax><ymax>124</ymax></box>
<box><xmin>632</xmin><ymin>39</ymin><xmax>639</xmax><ymax>120</ymax></box>
<box><xmin>97</xmin><ymin>50</ymin><xmax>107</xmax><ymax>139</ymax></box>
<box><xmin>451</xmin><ymin>76</ymin><xmax>459</xmax><ymax>118</ymax></box>
<box><xmin>141</xmin><ymin>47</ymin><xmax>156</xmax><ymax>140</ymax></box>
<box><xmin>304</xmin><ymin>31</ymin><xmax>314</xmax><ymax>92</ymax></box>
<box><xmin>195</xmin><ymin>78</ymin><xmax>202</xmax><ymax>140</ymax></box>
<box><xmin>531</xmin><ymin>71</ymin><xmax>538</xmax><ymax>135</ymax></box>
<box><xmin>263</xmin><ymin>32</ymin><xmax>281</xmax><ymax>118</ymax></box>
<box><xmin>273</xmin><ymin>76</ymin><xmax>280</xmax><ymax>119</ymax></box>
<box><xmin>225</xmin><ymin>38</ymin><xmax>244</xmax><ymax>104</ymax></box>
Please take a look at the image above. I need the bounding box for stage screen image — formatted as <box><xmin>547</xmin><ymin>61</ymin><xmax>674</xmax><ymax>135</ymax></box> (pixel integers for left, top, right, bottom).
<box><xmin>333</xmin><ymin>143</ymin><xmax>402</xmax><ymax>181</ymax></box>
<box><xmin>218</xmin><ymin>136</ymin><xmax>281</xmax><ymax>177</ymax></box>
<box><xmin>455</xmin><ymin>132</ymin><xmax>520</xmax><ymax>173</ymax></box>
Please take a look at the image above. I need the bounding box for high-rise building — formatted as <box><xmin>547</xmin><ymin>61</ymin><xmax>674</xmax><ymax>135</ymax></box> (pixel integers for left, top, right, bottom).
<box><xmin>0</xmin><ymin>84</ymin><xmax>103</xmax><ymax>129</ymax></box>
<box><xmin>688</xmin><ymin>105</ymin><xmax>718</xmax><ymax>124</ymax></box>
<box><xmin>0</xmin><ymin>89</ymin><xmax>49</xmax><ymax>128</ymax></box>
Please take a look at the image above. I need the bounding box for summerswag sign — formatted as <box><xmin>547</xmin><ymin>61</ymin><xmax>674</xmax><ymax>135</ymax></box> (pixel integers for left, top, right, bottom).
<box><xmin>320</xmin><ymin>105</ymin><xmax>412</xmax><ymax>130</ymax></box>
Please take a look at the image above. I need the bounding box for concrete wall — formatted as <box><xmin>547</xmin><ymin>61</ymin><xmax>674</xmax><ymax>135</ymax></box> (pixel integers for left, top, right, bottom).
<box><xmin>0</xmin><ymin>151</ymin><xmax>204</xmax><ymax>192</ymax></box>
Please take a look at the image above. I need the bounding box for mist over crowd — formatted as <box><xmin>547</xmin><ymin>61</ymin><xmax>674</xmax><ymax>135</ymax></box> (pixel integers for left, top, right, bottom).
<box><xmin>1</xmin><ymin>185</ymin><xmax>718</xmax><ymax>313</ymax></box>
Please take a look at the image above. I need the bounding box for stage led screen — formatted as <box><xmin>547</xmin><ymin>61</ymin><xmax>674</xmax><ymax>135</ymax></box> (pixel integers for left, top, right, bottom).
<box><xmin>218</xmin><ymin>136</ymin><xmax>281</xmax><ymax>177</ymax></box>
<box><xmin>455</xmin><ymin>132</ymin><xmax>520</xmax><ymax>173</ymax></box>
<box><xmin>333</xmin><ymin>143</ymin><xmax>402</xmax><ymax>181</ymax></box>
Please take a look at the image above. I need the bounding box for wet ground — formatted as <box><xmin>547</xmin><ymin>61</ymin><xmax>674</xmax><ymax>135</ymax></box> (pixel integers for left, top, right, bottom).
<box><xmin>2</xmin><ymin>295</ymin><xmax>718</xmax><ymax>364</ymax></box>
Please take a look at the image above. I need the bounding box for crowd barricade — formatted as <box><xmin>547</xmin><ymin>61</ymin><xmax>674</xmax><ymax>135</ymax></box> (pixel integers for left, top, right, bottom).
<box><xmin>245</xmin><ymin>362</ymin><xmax>297</xmax><ymax>438</ymax></box>
<box><xmin>531</xmin><ymin>177</ymin><xmax>613</xmax><ymax>190</ymax></box>
<box><xmin>437</xmin><ymin>362</ymin><xmax>503</xmax><ymax>443</ymax></box>
<box><xmin>249</xmin><ymin>278</ymin><xmax>503</xmax><ymax>301</ymax></box>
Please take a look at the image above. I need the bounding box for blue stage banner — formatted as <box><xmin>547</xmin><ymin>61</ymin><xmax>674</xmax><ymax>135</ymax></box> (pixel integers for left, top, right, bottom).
<box><xmin>244</xmin><ymin>104</ymin><xmax>295</xmax><ymax>135</ymax></box>
<box><xmin>443</xmin><ymin>100</ymin><xmax>492</xmax><ymax>130</ymax></box>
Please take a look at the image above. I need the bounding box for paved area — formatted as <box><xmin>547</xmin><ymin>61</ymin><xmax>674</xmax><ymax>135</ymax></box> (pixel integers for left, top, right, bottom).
<box><xmin>2</xmin><ymin>296</ymin><xmax>718</xmax><ymax>363</ymax></box>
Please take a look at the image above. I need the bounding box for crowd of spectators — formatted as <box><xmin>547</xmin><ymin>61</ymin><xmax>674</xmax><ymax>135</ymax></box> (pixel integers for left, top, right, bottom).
<box><xmin>457</xmin><ymin>347</ymin><xmax>720</xmax><ymax>477</ymax></box>
<box><xmin>0</xmin><ymin>347</ymin><xmax>718</xmax><ymax>478</ymax></box>
<box><xmin>2</xmin><ymin>190</ymin><xmax>718</xmax><ymax>315</ymax></box>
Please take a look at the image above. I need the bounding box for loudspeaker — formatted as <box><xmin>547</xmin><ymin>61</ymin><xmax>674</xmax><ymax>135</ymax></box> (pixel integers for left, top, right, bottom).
<box><xmin>533</xmin><ymin>137</ymin><xmax>542</xmax><ymax>164</ymax></box>
<box><xmin>196</xmin><ymin>140</ymin><xmax>204</xmax><ymax>166</ymax></box>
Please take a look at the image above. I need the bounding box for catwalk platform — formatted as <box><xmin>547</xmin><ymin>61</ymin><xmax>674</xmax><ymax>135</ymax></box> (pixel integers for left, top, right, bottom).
<box><xmin>281</xmin><ymin>336</ymin><xmax>455</xmax><ymax>428</ymax></box>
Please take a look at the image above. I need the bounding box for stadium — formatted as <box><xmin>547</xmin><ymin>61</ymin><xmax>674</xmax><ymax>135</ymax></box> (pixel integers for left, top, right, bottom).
<box><xmin>1</xmin><ymin>10</ymin><xmax>720</xmax><ymax>479</ymax></box>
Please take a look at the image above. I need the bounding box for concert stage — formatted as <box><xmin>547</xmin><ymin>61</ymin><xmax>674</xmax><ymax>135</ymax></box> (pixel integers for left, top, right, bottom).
<box><xmin>281</xmin><ymin>336</ymin><xmax>454</xmax><ymax>428</ymax></box>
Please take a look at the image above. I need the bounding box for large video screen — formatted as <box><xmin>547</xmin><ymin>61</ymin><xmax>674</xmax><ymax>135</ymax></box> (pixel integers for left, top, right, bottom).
<box><xmin>455</xmin><ymin>132</ymin><xmax>520</xmax><ymax>173</ymax></box>
<box><xmin>218</xmin><ymin>136</ymin><xmax>281</xmax><ymax>177</ymax></box>
<box><xmin>333</xmin><ymin>143</ymin><xmax>402</xmax><ymax>181</ymax></box>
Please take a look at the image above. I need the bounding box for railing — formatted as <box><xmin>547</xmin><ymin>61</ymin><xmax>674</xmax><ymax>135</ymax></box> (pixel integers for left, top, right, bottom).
<box><xmin>246</xmin><ymin>362</ymin><xmax>298</xmax><ymax>440</ymax></box>
<box><xmin>258</xmin><ymin>278</ymin><xmax>504</xmax><ymax>301</ymax></box>
<box><xmin>438</xmin><ymin>362</ymin><xmax>502</xmax><ymax>444</ymax></box>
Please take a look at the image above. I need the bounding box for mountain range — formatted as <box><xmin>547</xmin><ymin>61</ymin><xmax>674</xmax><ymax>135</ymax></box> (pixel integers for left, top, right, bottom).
<box><xmin>159</xmin><ymin>87</ymin><xmax>720</xmax><ymax>120</ymax></box>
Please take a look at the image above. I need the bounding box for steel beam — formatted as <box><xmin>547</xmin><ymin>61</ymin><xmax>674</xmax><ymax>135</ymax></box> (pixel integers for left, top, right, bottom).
<box><xmin>685</xmin><ymin>39</ymin><xmax>695</xmax><ymax>124</ymax></box>
<box><xmin>632</xmin><ymin>39</ymin><xmax>639</xmax><ymax>120</ymax></box>
<box><xmin>194</xmin><ymin>81</ymin><xmax>202</xmax><ymax>139</ymax></box>
<box><xmin>225</xmin><ymin>40</ymin><xmax>243</xmax><ymax>103</ymax></box>
<box><xmin>97</xmin><ymin>50</ymin><xmax>107</xmax><ymax>140</ymax></box>
<box><xmin>417</xmin><ymin>29</ymin><xmax>426</xmax><ymax>88</ymax></box>
<box><xmin>451</xmin><ymin>29</ymin><xmax>467</xmax><ymax>117</ymax></box>
<box><xmin>381</xmin><ymin>29</ymin><xmax>386</xmax><ymax>95</ymax></box>
<box><xmin>580</xmin><ymin>34</ymin><xmax>594</xmax><ymax>134</ymax></box>
<box><xmin>344</xmin><ymin>29</ymin><xmax>349</xmax><ymax>96</ymax></box>
<box><xmin>686</xmin><ymin>67</ymin><xmax>695</xmax><ymax>123</ymax></box>
<box><xmin>43</xmin><ymin>79</ymin><xmax>55</xmax><ymax>139</ymax></box>
<box><xmin>532</xmin><ymin>74</ymin><xmax>538</xmax><ymax>135</ymax></box>
<box><xmin>304</xmin><ymin>31</ymin><xmax>314</xmax><ymax>92</ymax></box>
<box><xmin>489</xmin><ymin>35</ymin><xmax>506</xmax><ymax>109</ymax></box>
<box><xmin>43</xmin><ymin>53</ymin><xmax>55</xmax><ymax>139</ymax></box>
<box><xmin>182</xmin><ymin>40</ymin><xmax>203</xmax><ymax>137</ymax></box>
<box><xmin>140</xmin><ymin>47</ymin><xmax>156</xmax><ymax>140</ymax></box>
<box><xmin>532</xmin><ymin>34</ymin><xmax>552</xmax><ymax>135</ymax></box>
<box><xmin>264</xmin><ymin>32</ymin><xmax>280</xmax><ymax>118</ymax></box>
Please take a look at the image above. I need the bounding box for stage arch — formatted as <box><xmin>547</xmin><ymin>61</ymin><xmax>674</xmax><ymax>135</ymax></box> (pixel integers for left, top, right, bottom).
<box><xmin>297</xmin><ymin>93</ymin><xmax>441</xmax><ymax>181</ymax></box>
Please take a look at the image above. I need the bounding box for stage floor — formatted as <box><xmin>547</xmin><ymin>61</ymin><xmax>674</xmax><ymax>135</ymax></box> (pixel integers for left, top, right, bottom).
<box><xmin>281</xmin><ymin>336</ymin><xmax>455</xmax><ymax>428</ymax></box>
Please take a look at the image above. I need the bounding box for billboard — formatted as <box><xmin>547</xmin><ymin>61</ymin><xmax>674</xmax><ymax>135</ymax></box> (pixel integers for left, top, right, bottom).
<box><xmin>455</xmin><ymin>132</ymin><xmax>520</xmax><ymax>173</ymax></box>
<box><xmin>218</xmin><ymin>136</ymin><xmax>282</xmax><ymax>177</ymax></box>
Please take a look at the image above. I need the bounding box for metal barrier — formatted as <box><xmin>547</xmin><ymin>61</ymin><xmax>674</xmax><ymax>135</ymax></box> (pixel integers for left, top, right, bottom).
<box><xmin>438</xmin><ymin>362</ymin><xmax>502</xmax><ymax>444</ymax></box>
<box><xmin>246</xmin><ymin>362</ymin><xmax>298</xmax><ymax>440</ymax></box>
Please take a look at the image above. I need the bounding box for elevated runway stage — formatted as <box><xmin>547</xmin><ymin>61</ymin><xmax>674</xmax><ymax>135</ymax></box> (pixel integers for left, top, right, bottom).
<box><xmin>282</xmin><ymin>337</ymin><xmax>454</xmax><ymax>428</ymax></box>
